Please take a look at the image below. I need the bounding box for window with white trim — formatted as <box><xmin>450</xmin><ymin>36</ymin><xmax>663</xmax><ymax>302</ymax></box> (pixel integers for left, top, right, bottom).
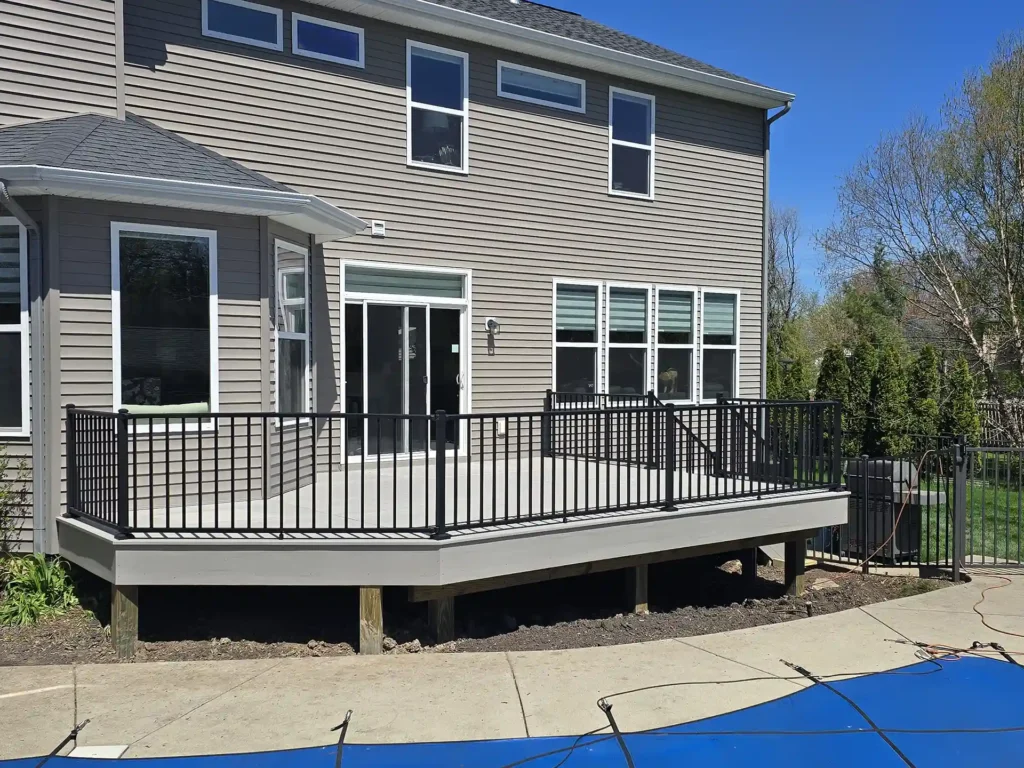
<box><xmin>113</xmin><ymin>224</ymin><xmax>218</xmax><ymax>415</ymax></box>
<box><xmin>609</xmin><ymin>88</ymin><xmax>655</xmax><ymax>198</ymax></box>
<box><xmin>554</xmin><ymin>283</ymin><xmax>599</xmax><ymax>394</ymax></box>
<box><xmin>0</xmin><ymin>219</ymin><xmax>28</xmax><ymax>435</ymax></box>
<box><xmin>407</xmin><ymin>41</ymin><xmax>469</xmax><ymax>173</ymax></box>
<box><xmin>701</xmin><ymin>291</ymin><xmax>739</xmax><ymax>401</ymax></box>
<box><xmin>292</xmin><ymin>13</ymin><xmax>363</xmax><ymax>67</ymax></box>
<box><xmin>606</xmin><ymin>285</ymin><xmax>650</xmax><ymax>395</ymax></box>
<box><xmin>202</xmin><ymin>0</ymin><xmax>282</xmax><ymax>50</ymax></box>
<box><xmin>656</xmin><ymin>288</ymin><xmax>695</xmax><ymax>401</ymax></box>
<box><xmin>497</xmin><ymin>62</ymin><xmax>585</xmax><ymax>113</ymax></box>
<box><xmin>275</xmin><ymin>241</ymin><xmax>311</xmax><ymax>414</ymax></box>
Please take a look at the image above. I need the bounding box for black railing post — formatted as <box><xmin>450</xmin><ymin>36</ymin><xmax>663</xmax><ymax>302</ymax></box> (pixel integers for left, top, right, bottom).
<box><xmin>542</xmin><ymin>389</ymin><xmax>553</xmax><ymax>458</ymax></box>
<box><xmin>116</xmin><ymin>408</ymin><xmax>130</xmax><ymax>532</ymax></box>
<box><xmin>861</xmin><ymin>453</ymin><xmax>870</xmax><ymax>574</ymax></box>
<box><xmin>646</xmin><ymin>390</ymin><xmax>656</xmax><ymax>468</ymax></box>
<box><xmin>831</xmin><ymin>402</ymin><xmax>843</xmax><ymax>491</ymax></box>
<box><xmin>433</xmin><ymin>411</ymin><xmax>450</xmax><ymax>540</ymax></box>
<box><xmin>663</xmin><ymin>404</ymin><xmax>677</xmax><ymax>511</ymax></box>
<box><xmin>953</xmin><ymin>434</ymin><xmax>967</xmax><ymax>582</ymax></box>
<box><xmin>67</xmin><ymin>405</ymin><xmax>78</xmax><ymax>514</ymax></box>
<box><xmin>716</xmin><ymin>393</ymin><xmax>727</xmax><ymax>476</ymax></box>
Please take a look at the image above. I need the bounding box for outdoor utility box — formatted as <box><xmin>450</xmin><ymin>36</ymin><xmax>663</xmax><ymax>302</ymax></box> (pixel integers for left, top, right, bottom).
<box><xmin>840</xmin><ymin>459</ymin><xmax>945</xmax><ymax>563</ymax></box>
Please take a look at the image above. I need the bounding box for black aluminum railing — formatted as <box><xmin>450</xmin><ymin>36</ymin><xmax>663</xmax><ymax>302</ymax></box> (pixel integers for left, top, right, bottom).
<box><xmin>65</xmin><ymin>399</ymin><xmax>842</xmax><ymax>538</ymax></box>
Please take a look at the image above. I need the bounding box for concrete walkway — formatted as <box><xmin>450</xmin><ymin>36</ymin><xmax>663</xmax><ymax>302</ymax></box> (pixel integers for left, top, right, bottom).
<box><xmin>3</xmin><ymin>574</ymin><xmax>1022</xmax><ymax>761</ymax></box>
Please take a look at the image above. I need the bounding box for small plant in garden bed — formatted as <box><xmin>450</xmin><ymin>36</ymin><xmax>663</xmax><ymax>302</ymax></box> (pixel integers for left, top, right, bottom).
<box><xmin>0</xmin><ymin>554</ymin><xmax>79</xmax><ymax>627</ymax></box>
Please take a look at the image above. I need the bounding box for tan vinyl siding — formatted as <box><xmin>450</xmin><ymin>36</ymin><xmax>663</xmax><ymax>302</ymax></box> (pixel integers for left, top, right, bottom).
<box><xmin>0</xmin><ymin>0</ymin><xmax>119</xmax><ymax>124</ymax></box>
<box><xmin>124</xmin><ymin>0</ymin><xmax>765</xmax><ymax>416</ymax></box>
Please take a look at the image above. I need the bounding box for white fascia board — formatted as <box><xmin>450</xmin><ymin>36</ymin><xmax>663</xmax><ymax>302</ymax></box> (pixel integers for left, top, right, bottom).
<box><xmin>0</xmin><ymin>165</ymin><xmax>367</xmax><ymax>240</ymax></box>
<box><xmin>307</xmin><ymin>0</ymin><xmax>794</xmax><ymax>109</ymax></box>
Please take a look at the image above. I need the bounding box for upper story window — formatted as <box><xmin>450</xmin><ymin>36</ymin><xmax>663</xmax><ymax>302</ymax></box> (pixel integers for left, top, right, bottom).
<box><xmin>609</xmin><ymin>87</ymin><xmax>655</xmax><ymax>199</ymax></box>
<box><xmin>202</xmin><ymin>0</ymin><xmax>282</xmax><ymax>51</ymax></box>
<box><xmin>497</xmin><ymin>62</ymin><xmax>586</xmax><ymax>113</ymax></box>
<box><xmin>292</xmin><ymin>13</ymin><xmax>364</xmax><ymax>68</ymax></box>
<box><xmin>0</xmin><ymin>219</ymin><xmax>28</xmax><ymax>436</ymax></box>
<box><xmin>407</xmin><ymin>41</ymin><xmax>469</xmax><ymax>174</ymax></box>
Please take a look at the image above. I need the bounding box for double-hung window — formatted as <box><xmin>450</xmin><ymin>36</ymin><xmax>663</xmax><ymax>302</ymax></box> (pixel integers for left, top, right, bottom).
<box><xmin>275</xmin><ymin>241</ymin><xmax>311</xmax><ymax>414</ymax></box>
<box><xmin>292</xmin><ymin>13</ymin><xmax>363</xmax><ymax>67</ymax></box>
<box><xmin>701</xmin><ymin>291</ymin><xmax>739</xmax><ymax>401</ymax></box>
<box><xmin>609</xmin><ymin>87</ymin><xmax>655</xmax><ymax>199</ymax></box>
<box><xmin>407</xmin><ymin>41</ymin><xmax>469</xmax><ymax>173</ymax></box>
<box><xmin>202</xmin><ymin>0</ymin><xmax>282</xmax><ymax>51</ymax></box>
<box><xmin>112</xmin><ymin>223</ymin><xmax>218</xmax><ymax>417</ymax></box>
<box><xmin>656</xmin><ymin>288</ymin><xmax>695</xmax><ymax>401</ymax></box>
<box><xmin>606</xmin><ymin>285</ymin><xmax>650</xmax><ymax>395</ymax></box>
<box><xmin>0</xmin><ymin>219</ymin><xmax>28</xmax><ymax>436</ymax></box>
<box><xmin>554</xmin><ymin>283</ymin><xmax>600</xmax><ymax>394</ymax></box>
<box><xmin>497</xmin><ymin>62</ymin><xmax>585</xmax><ymax>113</ymax></box>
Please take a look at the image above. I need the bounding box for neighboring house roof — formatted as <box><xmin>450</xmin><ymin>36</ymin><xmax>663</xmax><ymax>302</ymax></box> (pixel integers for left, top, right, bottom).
<box><xmin>310</xmin><ymin>0</ymin><xmax>792</xmax><ymax>108</ymax></box>
<box><xmin>0</xmin><ymin>114</ymin><xmax>365</xmax><ymax>240</ymax></box>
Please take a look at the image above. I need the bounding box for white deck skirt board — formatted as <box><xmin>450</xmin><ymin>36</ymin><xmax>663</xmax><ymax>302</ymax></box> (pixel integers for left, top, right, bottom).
<box><xmin>124</xmin><ymin>456</ymin><xmax>795</xmax><ymax>532</ymax></box>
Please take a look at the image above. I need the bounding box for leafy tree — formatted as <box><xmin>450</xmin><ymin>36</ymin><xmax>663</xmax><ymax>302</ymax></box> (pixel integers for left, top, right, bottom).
<box><xmin>781</xmin><ymin>356</ymin><xmax>810</xmax><ymax>400</ymax></box>
<box><xmin>815</xmin><ymin>345</ymin><xmax>850</xmax><ymax>404</ymax></box>
<box><xmin>845</xmin><ymin>340</ymin><xmax>878</xmax><ymax>455</ymax></box>
<box><xmin>941</xmin><ymin>357</ymin><xmax>981</xmax><ymax>443</ymax></box>
<box><xmin>766</xmin><ymin>344</ymin><xmax>783</xmax><ymax>400</ymax></box>
<box><xmin>868</xmin><ymin>345</ymin><xmax>911</xmax><ymax>456</ymax></box>
<box><xmin>909</xmin><ymin>345</ymin><xmax>941</xmax><ymax>436</ymax></box>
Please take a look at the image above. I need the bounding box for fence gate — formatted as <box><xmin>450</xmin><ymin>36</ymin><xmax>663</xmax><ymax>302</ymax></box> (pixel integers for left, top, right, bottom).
<box><xmin>963</xmin><ymin>447</ymin><xmax>1024</xmax><ymax>569</ymax></box>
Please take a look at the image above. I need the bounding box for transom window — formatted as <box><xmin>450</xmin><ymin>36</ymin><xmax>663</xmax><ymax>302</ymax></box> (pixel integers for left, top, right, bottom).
<box><xmin>113</xmin><ymin>224</ymin><xmax>218</xmax><ymax>416</ymax></box>
<box><xmin>609</xmin><ymin>87</ymin><xmax>655</xmax><ymax>199</ymax></box>
<box><xmin>656</xmin><ymin>288</ymin><xmax>695</xmax><ymax>401</ymax></box>
<box><xmin>0</xmin><ymin>219</ymin><xmax>28</xmax><ymax>436</ymax></box>
<box><xmin>497</xmin><ymin>62</ymin><xmax>586</xmax><ymax>113</ymax></box>
<box><xmin>606</xmin><ymin>286</ymin><xmax>650</xmax><ymax>395</ymax></box>
<box><xmin>275</xmin><ymin>241</ymin><xmax>310</xmax><ymax>414</ymax></box>
<box><xmin>407</xmin><ymin>41</ymin><xmax>469</xmax><ymax>173</ymax></box>
<box><xmin>702</xmin><ymin>291</ymin><xmax>739</xmax><ymax>401</ymax></box>
<box><xmin>292</xmin><ymin>13</ymin><xmax>363</xmax><ymax>67</ymax></box>
<box><xmin>202</xmin><ymin>0</ymin><xmax>282</xmax><ymax>51</ymax></box>
<box><xmin>554</xmin><ymin>283</ymin><xmax>600</xmax><ymax>394</ymax></box>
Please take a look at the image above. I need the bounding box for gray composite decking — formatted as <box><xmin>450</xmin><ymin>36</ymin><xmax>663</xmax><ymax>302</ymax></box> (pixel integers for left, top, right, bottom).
<box><xmin>123</xmin><ymin>456</ymin><xmax>788</xmax><ymax>534</ymax></box>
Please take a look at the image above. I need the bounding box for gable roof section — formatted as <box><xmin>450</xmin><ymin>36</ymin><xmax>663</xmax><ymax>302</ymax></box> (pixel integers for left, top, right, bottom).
<box><xmin>0</xmin><ymin>114</ymin><xmax>365</xmax><ymax>240</ymax></box>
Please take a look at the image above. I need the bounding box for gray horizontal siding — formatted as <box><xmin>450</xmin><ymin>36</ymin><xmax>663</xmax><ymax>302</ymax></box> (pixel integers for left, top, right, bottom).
<box><xmin>0</xmin><ymin>0</ymin><xmax>118</xmax><ymax>125</ymax></box>
<box><xmin>123</xmin><ymin>0</ymin><xmax>764</xmax><ymax>415</ymax></box>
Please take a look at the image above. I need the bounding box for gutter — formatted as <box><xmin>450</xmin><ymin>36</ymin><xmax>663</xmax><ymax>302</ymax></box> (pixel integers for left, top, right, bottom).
<box><xmin>760</xmin><ymin>101</ymin><xmax>793</xmax><ymax>398</ymax></box>
<box><xmin>0</xmin><ymin>180</ymin><xmax>45</xmax><ymax>554</ymax></box>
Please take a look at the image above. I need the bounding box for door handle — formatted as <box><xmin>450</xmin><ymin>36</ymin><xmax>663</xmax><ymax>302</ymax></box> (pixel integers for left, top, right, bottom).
<box><xmin>456</xmin><ymin>373</ymin><xmax>464</xmax><ymax>388</ymax></box>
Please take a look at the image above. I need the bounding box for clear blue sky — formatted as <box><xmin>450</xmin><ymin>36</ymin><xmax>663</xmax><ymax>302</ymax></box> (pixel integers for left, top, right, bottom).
<box><xmin>552</xmin><ymin>0</ymin><xmax>1024</xmax><ymax>290</ymax></box>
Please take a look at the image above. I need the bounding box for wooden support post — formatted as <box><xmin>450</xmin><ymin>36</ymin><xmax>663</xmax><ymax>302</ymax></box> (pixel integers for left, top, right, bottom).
<box><xmin>428</xmin><ymin>597</ymin><xmax>455</xmax><ymax>644</ymax></box>
<box><xmin>784</xmin><ymin>540</ymin><xmax>806</xmax><ymax>597</ymax></box>
<box><xmin>626</xmin><ymin>564</ymin><xmax>649</xmax><ymax>614</ymax></box>
<box><xmin>739</xmin><ymin>548</ymin><xmax>757</xmax><ymax>585</ymax></box>
<box><xmin>111</xmin><ymin>584</ymin><xmax>138</xmax><ymax>660</ymax></box>
<box><xmin>359</xmin><ymin>586</ymin><xmax>383</xmax><ymax>655</ymax></box>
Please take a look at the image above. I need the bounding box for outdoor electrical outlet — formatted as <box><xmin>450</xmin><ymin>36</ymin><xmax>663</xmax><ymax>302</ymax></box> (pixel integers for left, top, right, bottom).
<box><xmin>497</xmin><ymin>418</ymin><xmax>507</xmax><ymax>437</ymax></box>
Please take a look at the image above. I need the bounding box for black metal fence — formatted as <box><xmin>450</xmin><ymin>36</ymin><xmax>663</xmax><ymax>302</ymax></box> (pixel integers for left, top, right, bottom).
<box><xmin>66</xmin><ymin>398</ymin><xmax>842</xmax><ymax>538</ymax></box>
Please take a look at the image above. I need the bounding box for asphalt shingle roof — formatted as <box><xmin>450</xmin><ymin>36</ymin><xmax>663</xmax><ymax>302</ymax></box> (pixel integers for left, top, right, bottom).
<box><xmin>422</xmin><ymin>0</ymin><xmax>764</xmax><ymax>87</ymax></box>
<box><xmin>0</xmin><ymin>113</ymin><xmax>294</xmax><ymax>191</ymax></box>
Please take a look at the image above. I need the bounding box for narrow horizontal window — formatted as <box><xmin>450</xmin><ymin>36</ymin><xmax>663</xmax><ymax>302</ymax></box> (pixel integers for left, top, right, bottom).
<box><xmin>497</xmin><ymin>62</ymin><xmax>585</xmax><ymax>113</ymax></box>
<box><xmin>346</xmin><ymin>266</ymin><xmax>464</xmax><ymax>299</ymax></box>
<box><xmin>202</xmin><ymin>0</ymin><xmax>282</xmax><ymax>50</ymax></box>
<box><xmin>408</xmin><ymin>42</ymin><xmax>469</xmax><ymax>173</ymax></box>
<box><xmin>0</xmin><ymin>219</ymin><xmax>28</xmax><ymax>435</ymax></box>
<box><xmin>292</xmin><ymin>14</ymin><xmax>363</xmax><ymax>67</ymax></box>
<box><xmin>609</xmin><ymin>88</ymin><xmax>655</xmax><ymax>198</ymax></box>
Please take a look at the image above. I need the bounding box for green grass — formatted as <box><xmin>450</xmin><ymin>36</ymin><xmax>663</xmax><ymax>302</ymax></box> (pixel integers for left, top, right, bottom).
<box><xmin>915</xmin><ymin>476</ymin><xmax>1024</xmax><ymax>564</ymax></box>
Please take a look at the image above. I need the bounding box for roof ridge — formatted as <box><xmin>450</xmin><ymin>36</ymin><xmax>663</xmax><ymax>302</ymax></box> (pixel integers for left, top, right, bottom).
<box><xmin>51</xmin><ymin>114</ymin><xmax>106</xmax><ymax>167</ymax></box>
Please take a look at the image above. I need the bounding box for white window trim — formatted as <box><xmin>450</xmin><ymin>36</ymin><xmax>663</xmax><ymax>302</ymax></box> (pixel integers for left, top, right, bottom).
<box><xmin>605</xmin><ymin>282</ymin><xmax>653</xmax><ymax>396</ymax></box>
<box><xmin>699</xmin><ymin>287</ymin><xmax>741</xmax><ymax>404</ymax></box>
<box><xmin>406</xmin><ymin>40</ymin><xmax>470</xmax><ymax>175</ymax></box>
<box><xmin>291</xmin><ymin>13</ymin><xmax>364</xmax><ymax>68</ymax></box>
<box><xmin>110</xmin><ymin>222</ymin><xmax>220</xmax><ymax>431</ymax></box>
<box><xmin>552</xmin><ymin>278</ymin><xmax>604</xmax><ymax>396</ymax></box>
<box><xmin>0</xmin><ymin>218</ymin><xmax>29</xmax><ymax>438</ymax></box>
<box><xmin>497</xmin><ymin>60</ymin><xmax>586</xmax><ymax>114</ymax></box>
<box><xmin>202</xmin><ymin>0</ymin><xmax>283</xmax><ymax>52</ymax></box>
<box><xmin>654</xmin><ymin>285</ymin><xmax>697</xmax><ymax>404</ymax></box>
<box><xmin>608</xmin><ymin>86</ymin><xmax>656</xmax><ymax>200</ymax></box>
<box><xmin>274</xmin><ymin>240</ymin><xmax>312</xmax><ymax>417</ymax></box>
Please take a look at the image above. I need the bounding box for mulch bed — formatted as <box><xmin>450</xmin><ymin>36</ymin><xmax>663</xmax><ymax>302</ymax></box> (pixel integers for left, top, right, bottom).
<box><xmin>0</xmin><ymin>558</ymin><xmax>949</xmax><ymax>665</ymax></box>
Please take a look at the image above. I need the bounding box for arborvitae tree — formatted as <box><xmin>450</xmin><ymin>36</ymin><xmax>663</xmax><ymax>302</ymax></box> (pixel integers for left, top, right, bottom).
<box><xmin>869</xmin><ymin>345</ymin><xmax>912</xmax><ymax>456</ymax></box>
<box><xmin>941</xmin><ymin>356</ymin><xmax>981</xmax><ymax>443</ymax></box>
<box><xmin>781</xmin><ymin>356</ymin><xmax>810</xmax><ymax>400</ymax></box>
<box><xmin>909</xmin><ymin>344</ymin><xmax>940</xmax><ymax>437</ymax></box>
<box><xmin>766</xmin><ymin>344</ymin><xmax>783</xmax><ymax>400</ymax></box>
<box><xmin>845</xmin><ymin>340</ymin><xmax>878</xmax><ymax>455</ymax></box>
<box><xmin>816</xmin><ymin>345</ymin><xmax>850</xmax><ymax>404</ymax></box>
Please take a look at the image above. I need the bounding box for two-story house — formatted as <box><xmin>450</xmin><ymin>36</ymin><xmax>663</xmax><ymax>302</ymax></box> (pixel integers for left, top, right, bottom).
<box><xmin>0</xmin><ymin>0</ymin><xmax>846</xmax><ymax>656</ymax></box>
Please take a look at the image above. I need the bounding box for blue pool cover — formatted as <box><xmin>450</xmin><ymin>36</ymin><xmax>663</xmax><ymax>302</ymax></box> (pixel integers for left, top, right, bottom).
<box><xmin>5</xmin><ymin>656</ymin><xmax>1023</xmax><ymax>768</ymax></box>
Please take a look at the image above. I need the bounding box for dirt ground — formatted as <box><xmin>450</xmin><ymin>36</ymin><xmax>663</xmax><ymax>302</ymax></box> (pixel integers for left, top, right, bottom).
<box><xmin>0</xmin><ymin>557</ymin><xmax>949</xmax><ymax>665</ymax></box>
